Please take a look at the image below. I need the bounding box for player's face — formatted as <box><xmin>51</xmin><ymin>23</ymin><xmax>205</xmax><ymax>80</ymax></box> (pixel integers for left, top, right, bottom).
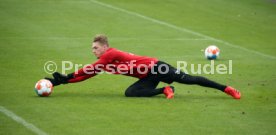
<box><xmin>92</xmin><ymin>42</ymin><xmax>108</xmax><ymax>58</ymax></box>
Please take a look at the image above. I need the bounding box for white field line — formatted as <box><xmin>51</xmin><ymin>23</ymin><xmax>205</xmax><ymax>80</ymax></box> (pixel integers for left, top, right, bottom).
<box><xmin>89</xmin><ymin>0</ymin><xmax>276</xmax><ymax>60</ymax></box>
<box><xmin>0</xmin><ymin>37</ymin><xmax>208</xmax><ymax>41</ymax></box>
<box><xmin>0</xmin><ymin>106</ymin><xmax>48</xmax><ymax>135</ymax></box>
<box><xmin>110</xmin><ymin>37</ymin><xmax>210</xmax><ymax>41</ymax></box>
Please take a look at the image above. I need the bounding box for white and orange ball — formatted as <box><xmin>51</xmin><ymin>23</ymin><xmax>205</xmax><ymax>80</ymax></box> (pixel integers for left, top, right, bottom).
<box><xmin>34</xmin><ymin>79</ymin><xmax>53</xmax><ymax>97</ymax></box>
<box><xmin>205</xmin><ymin>45</ymin><xmax>220</xmax><ymax>60</ymax></box>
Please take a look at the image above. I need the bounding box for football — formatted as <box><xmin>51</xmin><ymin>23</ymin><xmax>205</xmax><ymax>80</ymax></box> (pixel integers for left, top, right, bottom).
<box><xmin>34</xmin><ymin>79</ymin><xmax>53</xmax><ymax>97</ymax></box>
<box><xmin>205</xmin><ymin>45</ymin><xmax>220</xmax><ymax>60</ymax></box>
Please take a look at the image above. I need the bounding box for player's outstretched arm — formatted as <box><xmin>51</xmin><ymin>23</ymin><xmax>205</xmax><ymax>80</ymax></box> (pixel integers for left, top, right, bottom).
<box><xmin>45</xmin><ymin>59</ymin><xmax>105</xmax><ymax>86</ymax></box>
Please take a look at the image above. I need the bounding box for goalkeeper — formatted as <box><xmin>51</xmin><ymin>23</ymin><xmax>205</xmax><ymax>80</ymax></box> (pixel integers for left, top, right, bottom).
<box><xmin>46</xmin><ymin>34</ymin><xmax>241</xmax><ymax>99</ymax></box>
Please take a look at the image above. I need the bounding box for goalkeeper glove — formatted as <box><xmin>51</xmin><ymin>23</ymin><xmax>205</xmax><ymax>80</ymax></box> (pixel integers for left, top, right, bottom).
<box><xmin>45</xmin><ymin>72</ymin><xmax>74</xmax><ymax>86</ymax></box>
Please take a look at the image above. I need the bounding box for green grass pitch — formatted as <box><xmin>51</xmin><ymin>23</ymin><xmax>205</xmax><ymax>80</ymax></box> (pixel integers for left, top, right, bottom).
<box><xmin>0</xmin><ymin>0</ymin><xmax>276</xmax><ymax>134</ymax></box>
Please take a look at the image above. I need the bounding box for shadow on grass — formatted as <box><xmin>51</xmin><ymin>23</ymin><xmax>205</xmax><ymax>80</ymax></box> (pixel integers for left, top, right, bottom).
<box><xmin>31</xmin><ymin>91</ymin><xmax>233</xmax><ymax>102</ymax></box>
<box><xmin>175</xmin><ymin>94</ymin><xmax>234</xmax><ymax>102</ymax></box>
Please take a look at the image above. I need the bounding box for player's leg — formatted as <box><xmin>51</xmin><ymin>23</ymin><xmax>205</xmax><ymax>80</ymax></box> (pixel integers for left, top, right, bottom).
<box><xmin>173</xmin><ymin>72</ymin><xmax>226</xmax><ymax>90</ymax></box>
<box><xmin>125</xmin><ymin>77</ymin><xmax>174</xmax><ymax>98</ymax></box>
<box><xmin>124</xmin><ymin>78</ymin><xmax>160</xmax><ymax>97</ymax></box>
<box><xmin>154</xmin><ymin>61</ymin><xmax>241</xmax><ymax>99</ymax></box>
<box><xmin>174</xmin><ymin>72</ymin><xmax>241</xmax><ymax>99</ymax></box>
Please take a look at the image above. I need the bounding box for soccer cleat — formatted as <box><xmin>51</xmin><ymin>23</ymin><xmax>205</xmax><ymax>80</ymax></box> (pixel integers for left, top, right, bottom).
<box><xmin>163</xmin><ymin>86</ymin><xmax>175</xmax><ymax>99</ymax></box>
<box><xmin>224</xmin><ymin>86</ymin><xmax>241</xmax><ymax>99</ymax></box>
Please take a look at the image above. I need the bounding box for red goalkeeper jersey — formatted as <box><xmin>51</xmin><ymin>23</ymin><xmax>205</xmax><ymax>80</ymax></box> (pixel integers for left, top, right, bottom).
<box><xmin>68</xmin><ymin>48</ymin><xmax>158</xmax><ymax>83</ymax></box>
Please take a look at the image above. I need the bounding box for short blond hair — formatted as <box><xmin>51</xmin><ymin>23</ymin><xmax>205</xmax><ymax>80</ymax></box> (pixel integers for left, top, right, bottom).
<box><xmin>93</xmin><ymin>34</ymin><xmax>109</xmax><ymax>46</ymax></box>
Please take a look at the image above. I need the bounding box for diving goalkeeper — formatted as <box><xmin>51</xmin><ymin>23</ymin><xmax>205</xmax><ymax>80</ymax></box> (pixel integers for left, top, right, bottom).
<box><xmin>45</xmin><ymin>34</ymin><xmax>241</xmax><ymax>99</ymax></box>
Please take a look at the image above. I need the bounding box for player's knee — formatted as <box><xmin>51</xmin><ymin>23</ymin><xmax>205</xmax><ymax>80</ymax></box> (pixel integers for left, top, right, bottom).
<box><xmin>124</xmin><ymin>89</ymin><xmax>135</xmax><ymax>97</ymax></box>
